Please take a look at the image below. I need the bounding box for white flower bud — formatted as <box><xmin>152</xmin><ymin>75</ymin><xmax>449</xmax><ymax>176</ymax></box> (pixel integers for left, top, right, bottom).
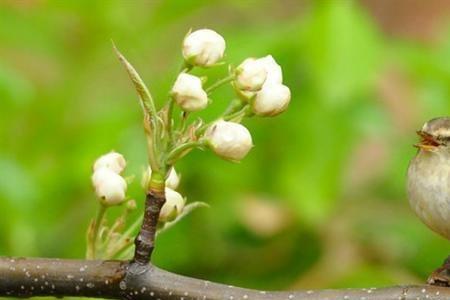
<box><xmin>252</xmin><ymin>83</ymin><xmax>291</xmax><ymax>117</ymax></box>
<box><xmin>92</xmin><ymin>168</ymin><xmax>112</xmax><ymax>187</ymax></box>
<box><xmin>205</xmin><ymin>120</ymin><xmax>253</xmax><ymax>161</ymax></box>
<box><xmin>159</xmin><ymin>188</ymin><xmax>186</xmax><ymax>222</ymax></box>
<box><xmin>92</xmin><ymin>168</ymin><xmax>127</xmax><ymax>206</ymax></box>
<box><xmin>142</xmin><ymin>166</ymin><xmax>180</xmax><ymax>190</ymax></box>
<box><xmin>235</xmin><ymin>58</ymin><xmax>267</xmax><ymax>91</ymax></box>
<box><xmin>258</xmin><ymin>55</ymin><xmax>283</xmax><ymax>85</ymax></box>
<box><xmin>182</xmin><ymin>29</ymin><xmax>226</xmax><ymax>67</ymax></box>
<box><xmin>165</xmin><ymin>168</ymin><xmax>180</xmax><ymax>190</ymax></box>
<box><xmin>171</xmin><ymin>73</ymin><xmax>208</xmax><ymax>112</ymax></box>
<box><xmin>93</xmin><ymin>151</ymin><xmax>126</xmax><ymax>174</ymax></box>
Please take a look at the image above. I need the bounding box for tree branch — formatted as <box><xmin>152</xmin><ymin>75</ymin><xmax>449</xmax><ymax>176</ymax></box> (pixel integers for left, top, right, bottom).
<box><xmin>1</xmin><ymin>257</ymin><xmax>449</xmax><ymax>299</ymax></box>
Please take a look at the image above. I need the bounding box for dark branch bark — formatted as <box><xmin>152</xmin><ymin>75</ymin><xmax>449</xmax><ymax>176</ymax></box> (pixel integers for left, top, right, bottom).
<box><xmin>1</xmin><ymin>257</ymin><xmax>449</xmax><ymax>299</ymax></box>
<box><xmin>133</xmin><ymin>190</ymin><xmax>165</xmax><ymax>265</ymax></box>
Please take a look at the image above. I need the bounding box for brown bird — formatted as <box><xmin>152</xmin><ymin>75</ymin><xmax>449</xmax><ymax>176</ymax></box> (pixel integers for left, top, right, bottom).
<box><xmin>407</xmin><ymin>117</ymin><xmax>450</xmax><ymax>286</ymax></box>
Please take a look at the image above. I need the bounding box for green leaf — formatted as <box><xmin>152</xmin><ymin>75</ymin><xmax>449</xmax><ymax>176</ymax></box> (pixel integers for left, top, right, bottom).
<box><xmin>112</xmin><ymin>42</ymin><xmax>157</xmax><ymax>121</ymax></box>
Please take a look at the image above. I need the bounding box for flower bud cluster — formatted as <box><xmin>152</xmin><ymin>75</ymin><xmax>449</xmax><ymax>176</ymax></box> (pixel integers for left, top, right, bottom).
<box><xmin>86</xmin><ymin>27</ymin><xmax>293</xmax><ymax>256</ymax></box>
<box><xmin>170</xmin><ymin>29</ymin><xmax>291</xmax><ymax>162</ymax></box>
<box><xmin>174</xmin><ymin>29</ymin><xmax>291</xmax><ymax>118</ymax></box>
<box><xmin>92</xmin><ymin>152</ymin><xmax>128</xmax><ymax>206</ymax></box>
<box><xmin>235</xmin><ymin>55</ymin><xmax>291</xmax><ymax>117</ymax></box>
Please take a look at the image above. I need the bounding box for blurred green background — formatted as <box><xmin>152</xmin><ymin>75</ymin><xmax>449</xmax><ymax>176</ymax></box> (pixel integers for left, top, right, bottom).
<box><xmin>0</xmin><ymin>0</ymin><xmax>449</xmax><ymax>295</ymax></box>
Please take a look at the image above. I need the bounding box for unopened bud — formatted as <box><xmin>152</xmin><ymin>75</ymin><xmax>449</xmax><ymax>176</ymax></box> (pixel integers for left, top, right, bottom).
<box><xmin>182</xmin><ymin>29</ymin><xmax>226</xmax><ymax>67</ymax></box>
<box><xmin>165</xmin><ymin>168</ymin><xmax>180</xmax><ymax>190</ymax></box>
<box><xmin>252</xmin><ymin>83</ymin><xmax>291</xmax><ymax>117</ymax></box>
<box><xmin>159</xmin><ymin>188</ymin><xmax>186</xmax><ymax>222</ymax></box>
<box><xmin>92</xmin><ymin>168</ymin><xmax>127</xmax><ymax>206</ymax></box>
<box><xmin>258</xmin><ymin>55</ymin><xmax>283</xmax><ymax>85</ymax></box>
<box><xmin>172</xmin><ymin>73</ymin><xmax>208</xmax><ymax>112</ymax></box>
<box><xmin>205</xmin><ymin>120</ymin><xmax>253</xmax><ymax>161</ymax></box>
<box><xmin>93</xmin><ymin>151</ymin><xmax>126</xmax><ymax>174</ymax></box>
<box><xmin>235</xmin><ymin>58</ymin><xmax>267</xmax><ymax>92</ymax></box>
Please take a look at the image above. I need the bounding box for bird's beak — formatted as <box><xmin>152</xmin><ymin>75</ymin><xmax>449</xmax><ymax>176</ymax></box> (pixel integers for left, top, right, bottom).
<box><xmin>414</xmin><ymin>131</ymin><xmax>440</xmax><ymax>151</ymax></box>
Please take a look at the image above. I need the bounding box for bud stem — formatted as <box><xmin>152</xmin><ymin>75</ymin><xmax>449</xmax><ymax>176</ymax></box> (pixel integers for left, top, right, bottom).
<box><xmin>86</xmin><ymin>204</ymin><xmax>107</xmax><ymax>259</ymax></box>
<box><xmin>194</xmin><ymin>104</ymin><xmax>250</xmax><ymax>137</ymax></box>
<box><xmin>166</xmin><ymin>141</ymin><xmax>203</xmax><ymax>165</ymax></box>
<box><xmin>206</xmin><ymin>74</ymin><xmax>235</xmax><ymax>94</ymax></box>
<box><xmin>223</xmin><ymin>104</ymin><xmax>251</xmax><ymax>122</ymax></box>
<box><xmin>166</xmin><ymin>96</ymin><xmax>175</xmax><ymax>145</ymax></box>
<box><xmin>166</xmin><ymin>64</ymin><xmax>193</xmax><ymax>147</ymax></box>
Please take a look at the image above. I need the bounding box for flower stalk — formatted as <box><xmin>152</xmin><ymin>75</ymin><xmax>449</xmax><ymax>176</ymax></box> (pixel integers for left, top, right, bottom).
<box><xmin>86</xmin><ymin>204</ymin><xmax>107</xmax><ymax>259</ymax></box>
<box><xmin>206</xmin><ymin>74</ymin><xmax>235</xmax><ymax>94</ymax></box>
<box><xmin>166</xmin><ymin>141</ymin><xmax>203</xmax><ymax>165</ymax></box>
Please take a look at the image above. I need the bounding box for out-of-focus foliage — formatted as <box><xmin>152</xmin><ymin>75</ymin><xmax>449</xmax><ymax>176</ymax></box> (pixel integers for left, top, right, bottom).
<box><xmin>0</xmin><ymin>0</ymin><xmax>449</xmax><ymax>295</ymax></box>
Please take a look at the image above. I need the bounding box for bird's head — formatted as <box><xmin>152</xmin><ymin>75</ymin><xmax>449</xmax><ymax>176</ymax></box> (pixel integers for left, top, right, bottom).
<box><xmin>415</xmin><ymin>117</ymin><xmax>450</xmax><ymax>152</ymax></box>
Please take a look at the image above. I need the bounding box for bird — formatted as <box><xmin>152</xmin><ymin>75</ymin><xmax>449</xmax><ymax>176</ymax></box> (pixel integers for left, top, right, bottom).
<box><xmin>407</xmin><ymin>116</ymin><xmax>450</xmax><ymax>286</ymax></box>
